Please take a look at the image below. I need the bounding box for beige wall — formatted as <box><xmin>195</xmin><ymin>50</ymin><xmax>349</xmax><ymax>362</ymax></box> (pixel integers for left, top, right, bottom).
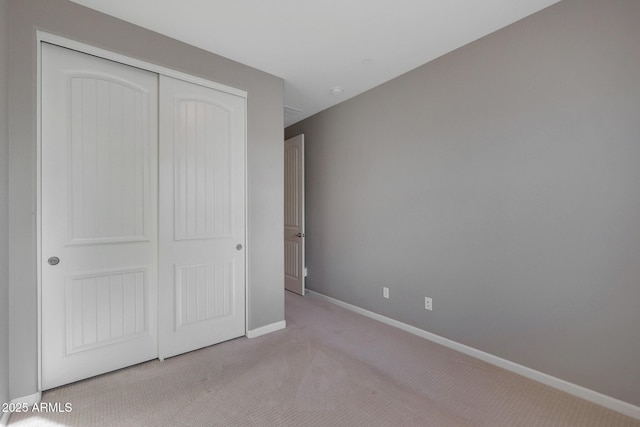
<box><xmin>8</xmin><ymin>0</ymin><xmax>284</xmax><ymax>399</ymax></box>
<box><xmin>287</xmin><ymin>0</ymin><xmax>640</xmax><ymax>406</ymax></box>
<box><xmin>0</xmin><ymin>0</ymin><xmax>10</xmax><ymax>412</ymax></box>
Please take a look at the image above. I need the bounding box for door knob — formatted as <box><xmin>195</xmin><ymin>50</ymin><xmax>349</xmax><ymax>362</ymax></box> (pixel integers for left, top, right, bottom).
<box><xmin>295</xmin><ymin>233</ymin><xmax>304</xmax><ymax>238</ymax></box>
<box><xmin>236</xmin><ymin>244</ymin><xmax>243</xmax><ymax>251</ymax></box>
<box><xmin>48</xmin><ymin>256</ymin><xmax>60</xmax><ymax>266</ymax></box>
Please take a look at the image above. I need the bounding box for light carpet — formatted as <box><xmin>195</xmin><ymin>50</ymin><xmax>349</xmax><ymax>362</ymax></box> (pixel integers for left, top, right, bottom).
<box><xmin>9</xmin><ymin>291</ymin><xmax>640</xmax><ymax>426</ymax></box>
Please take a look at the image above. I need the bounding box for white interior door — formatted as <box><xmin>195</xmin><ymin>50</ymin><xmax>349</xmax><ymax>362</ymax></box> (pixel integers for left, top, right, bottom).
<box><xmin>284</xmin><ymin>135</ymin><xmax>305</xmax><ymax>295</ymax></box>
<box><xmin>41</xmin><ymin>43</ymin><xmax>159</xmax><ymax>390</ymax></box>
<box><xmin>158</xmin><ymin>75</ymin><xmax>246</xmax><ymax>360</ymax></box>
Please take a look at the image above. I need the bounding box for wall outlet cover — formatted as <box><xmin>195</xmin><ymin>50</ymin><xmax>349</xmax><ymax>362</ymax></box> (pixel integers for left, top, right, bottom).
<box><xmin>425</xmin><ymin>297</ymin><xmax>433</xmax><ymax>311</ymax></box>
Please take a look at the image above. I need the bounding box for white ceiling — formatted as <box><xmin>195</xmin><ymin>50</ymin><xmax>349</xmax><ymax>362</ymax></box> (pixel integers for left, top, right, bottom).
<box><xmin>70</xmin><ymin>0</ymin><xmax>561</xmax><ymax>127</ymax></box>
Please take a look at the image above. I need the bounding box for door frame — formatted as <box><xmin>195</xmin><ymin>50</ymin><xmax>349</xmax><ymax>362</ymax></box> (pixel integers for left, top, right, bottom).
<box><xmin>36</xmin><ymin>31</ymin><xmax>249</xmax><ymax>391</ymax></box>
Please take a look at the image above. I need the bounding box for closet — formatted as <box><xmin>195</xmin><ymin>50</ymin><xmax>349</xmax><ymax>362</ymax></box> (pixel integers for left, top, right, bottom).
<box><xmin>40</xmin><ymin>43</ymin><xmax>246</xmax><ymax>390</ymax></box>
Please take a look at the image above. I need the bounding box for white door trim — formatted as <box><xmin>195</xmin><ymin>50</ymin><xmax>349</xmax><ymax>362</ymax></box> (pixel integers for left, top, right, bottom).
<box><xmin>36</xmin><ymin>32</ymin><xmax>249</xmax><ymax>391</ymax></box>
<box><xmin>36</xmin><ymin>32</ymin><xmax>247</xmax><ymax>98</ymax></box>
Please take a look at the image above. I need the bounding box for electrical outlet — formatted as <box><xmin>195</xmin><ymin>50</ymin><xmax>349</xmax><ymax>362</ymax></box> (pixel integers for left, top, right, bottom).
<box><xmin>383</xmin><ymin>287</ymin><xmax>390</xmax><ymax>299</ymax></box>
<box><xmin>424</xmin><ymin>297</ymin><xmax>432</xmax><ymax>311</ymax></box>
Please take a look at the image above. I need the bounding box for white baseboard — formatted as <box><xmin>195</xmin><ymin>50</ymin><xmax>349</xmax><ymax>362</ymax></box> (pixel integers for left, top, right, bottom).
<box><xmin>11</xmin><ymin>392</ymin><xmax>42</xmax><ymax>407</ymax></box>
<box><xmin>1</xmin><ymin>391</ymin><xmax>42</xmax><ymax>426</ymax></box>
<box><xmin>307</xmin><ymin>290</ymin><xmax>640</xmax><ymax>421</ymax></box>
<box><xmin>246</xmin><ymin>320</ymin><xmax>286</xmax><ymax>339</ymax></box>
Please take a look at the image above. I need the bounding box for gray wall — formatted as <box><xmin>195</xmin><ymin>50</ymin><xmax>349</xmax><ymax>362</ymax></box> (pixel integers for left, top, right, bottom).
<box><xmin>287</xmin><ymin>0</ymin><xmax>640</xmax><ymax>407</ymax></box>
<box><xmin>0</xmin><ymin>0</ymin><xmax>10</xmax><ymax>412</ymax></box>
<box><xmin>8</xmin><ymin>0</ymin><xmax>284</xmax><ymax>399</ymax></box>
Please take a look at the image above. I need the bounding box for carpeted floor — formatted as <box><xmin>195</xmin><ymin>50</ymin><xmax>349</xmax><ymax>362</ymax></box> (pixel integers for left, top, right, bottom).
<box><xmin>9</xmin><ymin>291</ymin><xmax>640</xmax><ymax>426</ymax></box>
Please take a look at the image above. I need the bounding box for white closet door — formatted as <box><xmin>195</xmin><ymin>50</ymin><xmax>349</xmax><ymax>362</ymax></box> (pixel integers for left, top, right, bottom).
<box><xmin>41</xmin><ymin>43</ymin><xmax>159</xmax><ymax>390</ymax></box>
<box><xmin>158</xmin><ymin>75</ymin><xmax>246</xmax><ymax>360</ymax></box>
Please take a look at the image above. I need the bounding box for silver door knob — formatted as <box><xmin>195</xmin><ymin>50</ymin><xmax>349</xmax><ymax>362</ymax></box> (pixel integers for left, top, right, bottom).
<box><xmin>236</xmin><ymin>244</ymin><xmax>243</xmax><ymax>251</ymax></box>
<box><xmin>48</xmin><ymin>257</ymin><xmax>60</xmax><ymax>266</ymax></box>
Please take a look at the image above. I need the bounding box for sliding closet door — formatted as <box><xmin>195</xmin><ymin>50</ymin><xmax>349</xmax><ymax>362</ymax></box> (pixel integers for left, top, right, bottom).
<box><xmin>41</xmin><ymin>43</ymin><xmax>159</xmax><ymax>390</ymax></box>
<box><xmin>158</xmin><ymin>75</ymin><xmax>246</xmax><ymax>360</ymax></box>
